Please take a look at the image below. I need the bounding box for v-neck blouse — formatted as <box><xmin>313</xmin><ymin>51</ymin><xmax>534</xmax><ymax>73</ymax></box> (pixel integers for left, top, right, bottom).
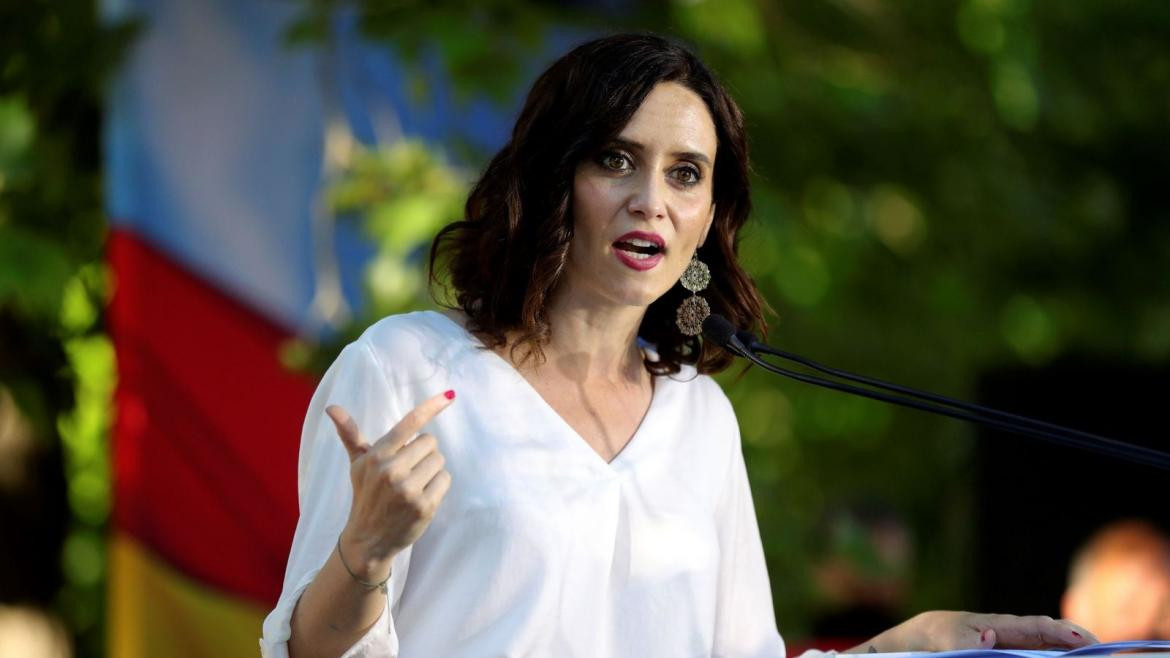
<box><xmin>476</xmin><ymin>325</ymin><xmax>661</xmax><ymax>468</ymax></box>
<box><xmin>260</xmin><ymin>311</ymin><xmax>785</xmax><ymax>657</ymax></box>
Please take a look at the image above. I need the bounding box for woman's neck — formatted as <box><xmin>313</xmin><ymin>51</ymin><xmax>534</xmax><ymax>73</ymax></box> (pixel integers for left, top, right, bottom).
<box><xmin>523</xmin><ymin>290</ymin><xmax>647</xmax><ymax>385</ymax></box>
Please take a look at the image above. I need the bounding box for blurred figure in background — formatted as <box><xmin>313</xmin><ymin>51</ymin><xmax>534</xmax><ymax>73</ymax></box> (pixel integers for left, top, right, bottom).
<box><xmin>0</xmin><ymin>606</ymin><xmax>72</xmax><ymax>658</ymax></box>
<box><xmin>1062</xmin><ymin>520</ymin><xmax>1170</xmax><ymax>641</ymax></box>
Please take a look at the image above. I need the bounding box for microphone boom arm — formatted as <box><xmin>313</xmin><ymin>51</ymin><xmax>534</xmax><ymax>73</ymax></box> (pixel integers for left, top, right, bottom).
<box><xmin>702</xmin><ymin>314</ymin><xmax>1170</xmax><ymax>471</ymax></box>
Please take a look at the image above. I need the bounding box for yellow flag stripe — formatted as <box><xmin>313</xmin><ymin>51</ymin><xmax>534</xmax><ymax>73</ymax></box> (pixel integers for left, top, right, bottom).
<box><xmin>108</xmin><ymin>532</ymin><xmax>268</xmax><ymax>658</ymax></box>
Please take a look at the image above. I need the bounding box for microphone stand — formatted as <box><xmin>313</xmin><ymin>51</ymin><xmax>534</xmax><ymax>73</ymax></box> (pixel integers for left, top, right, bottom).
<box><xmin>702</xmin><ymin>314</ymin><xmax>1170</xmax><ymax>471</ymax></box>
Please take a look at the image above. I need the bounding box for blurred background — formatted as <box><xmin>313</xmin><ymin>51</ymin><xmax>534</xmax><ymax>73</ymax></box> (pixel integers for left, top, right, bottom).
<box><xmin>1</xmin><ymin>0</ymin><xmax>1169</xmax><ymax>656</ymax></box>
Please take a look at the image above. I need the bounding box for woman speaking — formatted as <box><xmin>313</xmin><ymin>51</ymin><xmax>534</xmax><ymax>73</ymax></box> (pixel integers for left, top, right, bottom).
<box><xmin>260</xmin><ymin>34</ymin><xmax>1095</xmax><ymax>657</ymax></box>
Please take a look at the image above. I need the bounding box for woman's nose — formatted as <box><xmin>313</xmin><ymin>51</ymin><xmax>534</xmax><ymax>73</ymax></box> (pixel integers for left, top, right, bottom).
<box><xmin>626</xmin><ymin>173</ymin><xmax>667</xmax><ymax>220</ymax></box>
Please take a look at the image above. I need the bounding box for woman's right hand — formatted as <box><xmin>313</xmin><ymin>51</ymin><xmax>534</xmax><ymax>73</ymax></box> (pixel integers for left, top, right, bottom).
<box><xmin>325</xmin><ymin>390</ymin><xmax>456</xmax><ymax>582</ymax></box>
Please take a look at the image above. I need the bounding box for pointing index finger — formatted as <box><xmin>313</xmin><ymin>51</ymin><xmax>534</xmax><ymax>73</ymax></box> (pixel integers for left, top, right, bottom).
<box><xmin>375</xmin><ymin>389</ymin><xmax>456</xmax><ymax>456</ymax></box>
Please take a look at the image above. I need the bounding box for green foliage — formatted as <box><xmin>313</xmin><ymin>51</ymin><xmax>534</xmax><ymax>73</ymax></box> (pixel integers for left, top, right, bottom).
<box><xmin>672</xmin><ymin>0</ymin><xmax>1170</xmax><ymax>630</ymax></box>
<box><xmin>283</xmin><ymin>141</ymin><xmax>470</xmax><ymax>373</ymax></box>
<box><xmin>297</xmin><ymin>0</ymin><xmax>1170</xmax><ymax>639</ymax></box>
<box><xmin>0</xmin><ymin>1</ymin><xmax>137</xmax><ymax>656</ymax></box>
<box><xmin>332</xmin><ymin>141</ymin><xmax>468</xmax><ymax>311</ymax></box>
<box><xmin>287</xmin><ymin>0</ymin><xmax>594</xmax><ymax>105</ymax></box>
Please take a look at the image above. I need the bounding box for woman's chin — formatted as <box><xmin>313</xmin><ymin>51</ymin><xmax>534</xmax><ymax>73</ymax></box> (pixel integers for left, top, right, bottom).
<box><xmin>557</xmin><ymin>265</ymin><xmax>674</xmax><ymax>311</ymax></box>
<box><xmin>614</xmin><ymin>286</ymin><xmax>673</xmax><ymax>310</ymax></box>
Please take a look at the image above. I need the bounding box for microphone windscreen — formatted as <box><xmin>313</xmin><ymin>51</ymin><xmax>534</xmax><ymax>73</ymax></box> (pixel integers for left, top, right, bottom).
<box><xmin>735</xmin><ymin>328</ymin><xmax>759</xmax><ymax>348</ymax></box>
<box><xmin>702</xmin><ymin>313</ymin><xmax>738</xmax><ymax>348</ymax></box>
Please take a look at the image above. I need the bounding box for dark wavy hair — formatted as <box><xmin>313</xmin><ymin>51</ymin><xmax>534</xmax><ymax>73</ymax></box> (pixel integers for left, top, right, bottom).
<box><xmin>429</xmin><ymin>33</ymin><xmax>767</xmax><ymax>375</ymax></box>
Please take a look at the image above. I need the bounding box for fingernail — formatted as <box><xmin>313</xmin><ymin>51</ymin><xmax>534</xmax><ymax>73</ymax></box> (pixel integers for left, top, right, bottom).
<box><xmin>1071</xmin><ymin>631</ymin><xmax>1082</xmax><ymax>639</ymax></box>
<box><xmin>444</xmin><ymin>389</ymin><xmax>456</xmax><ymax>400</ymax></box>
<box><xmin>981</xmin><ymin>630</ymin><xmax>991</xmax><ymax>644</ymax></box>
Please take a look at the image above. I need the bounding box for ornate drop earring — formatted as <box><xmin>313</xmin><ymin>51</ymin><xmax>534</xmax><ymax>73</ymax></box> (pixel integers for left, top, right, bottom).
<box><xmin>675</xmin><ymin>253</ymin><xmax>711</xmax><ymax>336</ymax></box>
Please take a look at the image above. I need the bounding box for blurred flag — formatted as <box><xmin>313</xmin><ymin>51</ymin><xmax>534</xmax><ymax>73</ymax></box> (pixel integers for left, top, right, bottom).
<box><xmin>101</xmin><ymin>0</ymin><xmax>511</xmax><ymax>655</ymax></box>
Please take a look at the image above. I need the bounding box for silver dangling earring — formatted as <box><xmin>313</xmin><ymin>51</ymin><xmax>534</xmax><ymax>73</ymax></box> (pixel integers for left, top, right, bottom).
<box><xmin>675</xmin><ymin>253</ymin><xmax>711</xmax><ymax>336</ymax></box>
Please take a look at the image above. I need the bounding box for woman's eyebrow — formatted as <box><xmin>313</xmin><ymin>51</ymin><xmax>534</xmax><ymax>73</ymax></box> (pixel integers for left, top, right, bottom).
<box><xmin>675</xmin><ymin>150</ymin><xmax>712</xmax><ymax>166</ymax></box>
<box><xmin>610</xmin><ymin>137</ymin><xmax>712</xmax><ymax>166</ymax></box>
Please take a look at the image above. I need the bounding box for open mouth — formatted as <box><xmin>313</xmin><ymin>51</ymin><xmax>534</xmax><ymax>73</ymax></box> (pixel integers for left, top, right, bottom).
<box><xmin>612</xmin><ymin>231</ymin><xmax>665</xmax><ymax>270</ymax></box>
<box><xmin>608</xmin><ymin>232</ymin><xmax>664</xmax><ymax>256</ymax></box>
<box><xmin>613</xmin><ymin>237</ymin><xmax>664</xmax><ymax>259</ymax></box>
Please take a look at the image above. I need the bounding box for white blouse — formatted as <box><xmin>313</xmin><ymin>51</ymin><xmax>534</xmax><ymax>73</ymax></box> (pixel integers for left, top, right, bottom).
<box><xmin>260</xmin><ymin>311</ymin><xmax>786</xmax><ymax>657</ymax></box>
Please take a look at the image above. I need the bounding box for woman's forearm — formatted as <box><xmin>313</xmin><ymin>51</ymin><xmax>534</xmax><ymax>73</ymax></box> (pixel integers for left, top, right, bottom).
<box><xmin>287</xmin><ymin>532</ymin><xmax>394</xmax><ymax>658</ymax></box>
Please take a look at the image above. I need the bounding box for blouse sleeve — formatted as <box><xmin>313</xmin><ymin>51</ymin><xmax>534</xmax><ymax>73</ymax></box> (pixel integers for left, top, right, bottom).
<box><xmin>259</xmin><ymin>340</ymin><xmax>411</xmax><ymax>658</ymax></box>
<box><xmin>712</xmin><ymin>421</ymin><xmax>787</xmax><ymax>658</ymax></box>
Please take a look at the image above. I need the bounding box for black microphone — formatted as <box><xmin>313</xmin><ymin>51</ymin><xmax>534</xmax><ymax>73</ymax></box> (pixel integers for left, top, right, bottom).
<box><xmin>699</xmin><ymin>313</ymin><xmax>750</xmax><ymax>358</ymax></box>
<box><xmin>702</xmin><ymin>313</ymin><xmax>1170</xmax><ymax>470</ymax></box>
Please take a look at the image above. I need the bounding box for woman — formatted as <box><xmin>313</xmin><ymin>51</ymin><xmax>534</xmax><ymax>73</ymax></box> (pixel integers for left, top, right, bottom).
<box><xmin>260</xmin><ymin>34</ymin><xmax>1095</xmax><ymax>657</ymax></box>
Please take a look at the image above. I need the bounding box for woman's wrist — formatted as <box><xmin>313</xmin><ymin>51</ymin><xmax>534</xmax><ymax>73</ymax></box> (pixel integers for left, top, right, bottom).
<box><xmin>337</xmin><ymin>526</ymin><xmax>395</xmax><ymax>585</ymax></box>
<box><xmin>845</xmin><ymin>612</ymin><xmax>926</xmax><ymax>654</ymax></box>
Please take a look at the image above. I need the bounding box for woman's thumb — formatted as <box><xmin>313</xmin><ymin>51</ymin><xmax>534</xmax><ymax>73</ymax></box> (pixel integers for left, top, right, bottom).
<box><xmin>977</xmin><ymin>628</ymin><xmax>997</xmax><ymax>649</ymax></box>
<box><xmin>326</xmin><ymin>405</ymin><xmax>369</xmax><ymax>461</ymax></box>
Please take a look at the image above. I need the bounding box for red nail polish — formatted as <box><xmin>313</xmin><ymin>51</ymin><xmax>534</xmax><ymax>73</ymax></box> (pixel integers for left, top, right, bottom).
<box><xmin>444</xmin><ymin>389</ymin><xmax>456</xmax><ymax>400</ymax></box>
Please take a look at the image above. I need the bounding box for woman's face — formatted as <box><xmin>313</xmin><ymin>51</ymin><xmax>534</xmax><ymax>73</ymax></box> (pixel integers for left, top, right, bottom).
<box><xmin>563</xmin><ymin>81</ymin><xmax>717</xmax><ymax>311</ymax></box>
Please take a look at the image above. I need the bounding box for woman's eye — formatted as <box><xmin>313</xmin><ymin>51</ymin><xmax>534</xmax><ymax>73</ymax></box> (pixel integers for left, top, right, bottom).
<box><xmin>673</xmin><ymin>166</ymin><xmax>702</xmax><ymax>186</ymax></box>
<box><xmin>599</xmin><ymin>152</ymin><xmax>631</xmax><ymax>172</ymax></box>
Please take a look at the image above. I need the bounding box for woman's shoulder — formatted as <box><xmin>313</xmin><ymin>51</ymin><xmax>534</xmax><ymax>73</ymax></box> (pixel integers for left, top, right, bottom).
<box><xmin>358</xmin><ymin>309</ymin><xmax>463</xmax><ymax>345</ymax></box>
<box><xmin>352</xmin><ymin>310</ymin><xmax>474</xmax><ymax>379</ymax></box>
<box><xmin>660</xmin><ymin>365</ymin><xmax>738</xmax><ymax>427</ymax></box>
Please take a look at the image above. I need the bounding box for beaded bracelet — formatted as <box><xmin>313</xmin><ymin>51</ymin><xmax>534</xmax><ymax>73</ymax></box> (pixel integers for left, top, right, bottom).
<box><xmin>336</xmin><ymin>536</ymin><xmax>390</xmax><ymax>595</ymax></box>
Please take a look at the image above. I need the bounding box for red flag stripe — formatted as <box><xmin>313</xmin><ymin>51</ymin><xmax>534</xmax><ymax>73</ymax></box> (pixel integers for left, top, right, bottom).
<box><xmin>109</xmin><ymin>228</ymin><xmax>313</xmax><ymax>605</ymax></box>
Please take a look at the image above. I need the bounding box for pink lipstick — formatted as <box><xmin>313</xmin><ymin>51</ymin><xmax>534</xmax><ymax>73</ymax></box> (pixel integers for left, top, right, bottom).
<box><xmin>612</xmin><ymin>231</ymin><xmax>665</xmax><ymax>271</ymax></box>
